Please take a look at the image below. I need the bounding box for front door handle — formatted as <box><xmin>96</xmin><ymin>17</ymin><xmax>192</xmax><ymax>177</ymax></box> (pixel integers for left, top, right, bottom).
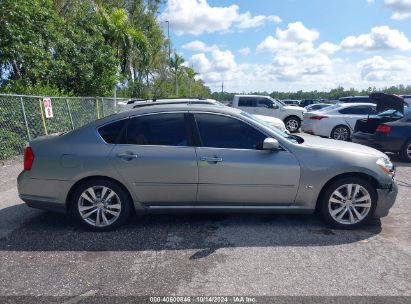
<box><xmin>117</xmin><ymin>152</ymin><xmax>138</xmax><ymax>160</ymax></box>
<box><xmin>200</xmin><ymin>156</ymin><xmax>223</xmax><ymax>163</ymax></box>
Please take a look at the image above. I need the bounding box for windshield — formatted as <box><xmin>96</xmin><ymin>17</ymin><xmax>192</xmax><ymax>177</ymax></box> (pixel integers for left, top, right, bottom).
<box><xmin>274</xmin><ymin>98</ymin><xmax>285</xmax><ymax>106</ymax></box>
<box><xmin>241</xmin><ymin>111</ymin><xmax>301</xmax><ymax>143</ymax></box>
<box><xmin>316</xmin><ymin>104</ymin><xmax>340</xmax><ymax>112</ymax></box>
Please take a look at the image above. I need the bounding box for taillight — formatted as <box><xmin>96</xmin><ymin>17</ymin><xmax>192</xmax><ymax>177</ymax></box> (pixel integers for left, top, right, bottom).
<box><xmin>310</xmin><ymin>115</ymin><xmax>329</xmax><ymax>120</ymax></box>
<box><xmin>24</xmin><ymin>147</ymin><xmax>35</xmax><ymax>170</ymax></box>
<box><xmin>376</xmin><ymin>124</ymin><xmax>391</xmax><ymax>133</ymax></box>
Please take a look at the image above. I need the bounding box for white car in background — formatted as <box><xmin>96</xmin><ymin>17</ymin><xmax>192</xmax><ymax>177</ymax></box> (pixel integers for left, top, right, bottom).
<box><xmin>302</xmin><ymin>103</ymin><xmax>376</xmax><ymax>141</ymax></box>
<box><xmin>254</xmin><ymin>114</ymin><xmax>287</xmax><ymax>132</ymax></box>
<box><xmin>231</xmin><ymin>95</ymin><xmax>306</xmax><ymax>133</ymax></box>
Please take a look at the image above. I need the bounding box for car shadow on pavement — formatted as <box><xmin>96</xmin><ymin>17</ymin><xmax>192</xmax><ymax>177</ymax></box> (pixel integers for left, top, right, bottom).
<box><xmin>0</xmin><ymin>204</ymin><xmax>382</xmax><ymax>254</ymax></box>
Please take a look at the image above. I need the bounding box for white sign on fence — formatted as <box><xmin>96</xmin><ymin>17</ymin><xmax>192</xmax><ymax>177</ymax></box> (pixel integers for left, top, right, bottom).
<box><xmin>43</xmin><ymin>97</ymin><xmax>53</xmax><ymax>118</ymax></box>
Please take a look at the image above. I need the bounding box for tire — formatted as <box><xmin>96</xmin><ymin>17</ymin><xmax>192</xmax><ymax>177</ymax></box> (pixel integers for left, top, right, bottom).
<box><xmin>319</xmin><ymin>177</ymin><xmax>377</xmax><ymax>229</ymax></box>
<box><xmin>71</xmin><ymin>179</ymin><xmax>131</xmax><ymax>231</ymax></box>
<box><xmin>284</xmin><ymin>116</ymin><xmax>301</xmax><ymax>133</ymax></box>
<box><xmin>331</xmin><ymin>125</ymin><xmax>351</xmax><ymax>141</ymax></box>
<box><xmin>400</xmin><ymin>139</ymin><xmax>411</xmax><ymax>162</ymax></box>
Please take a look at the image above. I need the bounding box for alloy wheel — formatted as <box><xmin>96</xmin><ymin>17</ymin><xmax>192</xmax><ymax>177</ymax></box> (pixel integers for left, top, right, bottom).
<box><xmin>286</xmin><ymin>119</ymin><xmax>299</xmax><ymax>132</ymax></box>
<box><xmin>328</xmin><ymin>184</ymin><xmax>372</xmax><ymax>225</ymax></box>
<box><xmin>78</xmin><ymin>186</ymin><xmax>122</xmax><ymax>227</ymax></box>
<box><xmin>407</xmin><ymin>143</ymin><xmax>411</xmax><ymax>160</ymax></box>
<box><xmin>333</xmin><ymin>127</ymin><xmax>349</xmax><ymax>141</ymax></box>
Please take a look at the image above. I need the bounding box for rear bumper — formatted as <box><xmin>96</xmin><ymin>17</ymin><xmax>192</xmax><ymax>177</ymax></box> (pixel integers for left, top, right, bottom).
<box><xmin>17</xmin><ymin>171</ymin><xmax>70</xmax><ymax>214</ymax></box>
<box><xmin>374</xmin><ymin>180</ymin><xmax>398</xmax><ymax>218</ymax></box>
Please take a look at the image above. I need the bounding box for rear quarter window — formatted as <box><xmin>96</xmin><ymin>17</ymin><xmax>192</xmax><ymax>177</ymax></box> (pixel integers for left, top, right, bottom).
<box><xmin>98</xmin><ymin>119</ymin><xmax>127</xmax><ymax>143</ymax></box>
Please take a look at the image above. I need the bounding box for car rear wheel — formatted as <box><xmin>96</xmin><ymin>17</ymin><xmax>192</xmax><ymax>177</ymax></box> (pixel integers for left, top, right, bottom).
<box><xmin>400</xmin><ymin>139</ymin><xmax>411</xmax><ymax>162</ymax></box>
<box><xmin>319</xmin><ymin>177</ymin><xmax>377</xmax><ymax>229</ymax></box>
<box><xmin>72</xmin><ymin>179</ymin><xmax>131</xmax><ymax>231</ymax></box>
<box><xmin>331</xmin><ymin>125</ymin><xmax>350</xmax><ymax>141</ymax></box>
<box><xmin>284</xmin><ymin>116</ymin><xmax>301</xmax><ymax>133</ymax></box>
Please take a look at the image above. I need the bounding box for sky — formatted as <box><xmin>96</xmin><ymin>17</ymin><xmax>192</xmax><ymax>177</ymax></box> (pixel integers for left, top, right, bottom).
<box><xmin>158</xmin><ymin>0</ymin><xmax>411</xmax><ymax>93</ymax></box>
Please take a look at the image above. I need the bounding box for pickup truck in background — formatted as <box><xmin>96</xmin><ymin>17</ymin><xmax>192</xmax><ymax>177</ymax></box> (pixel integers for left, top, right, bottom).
<box><xmin>231</xmin><ymin>95</ymin><xmax>306</xmax><ymax>132</ymax></box>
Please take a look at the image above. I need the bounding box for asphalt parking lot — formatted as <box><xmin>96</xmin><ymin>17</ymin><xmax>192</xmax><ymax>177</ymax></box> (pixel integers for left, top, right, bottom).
<box><xmin>0</xmin><ymin>140</ymin><xmax>410</xmax><ymax>300</ymax></box>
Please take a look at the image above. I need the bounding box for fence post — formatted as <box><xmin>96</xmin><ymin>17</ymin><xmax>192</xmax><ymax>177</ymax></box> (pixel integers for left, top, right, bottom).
<box><xmin>101</xmin><ymin>97</ymin><xmax>105</xmax><ymax>117</ymax></box>
<box><xmin>66</xmin><ymin>99</ymin><xmax>75</xmax><ymax>130</ymax></box>
<box><xmin>39</xmin><ymin>99</ymin><xmax>48</xmax><ymax>135</ymax></box>
<box><xmin>114</xmin><ymin>98</ymin><xmax>118</xmax><ymax>113</ymax></box>
<box><xmin>96</xmin><ymin>98</ymin><xmax>100</xmax><ymax>119</ymax></box>
<box><xmin>19</xmin><ymin>97</ymin><xmax>31</xmax><ymax>141</ymax></box>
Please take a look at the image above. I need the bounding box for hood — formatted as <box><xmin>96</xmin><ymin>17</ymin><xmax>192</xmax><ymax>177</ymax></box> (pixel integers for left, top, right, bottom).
<box><xmin>283</xmin><ymin>105</ymin><xmax>307</xmax><ymax>112</ymax></box>
<box><xmin>254</xmin><ymin>114</ymin><xmax>283</xmax><ymax>124</ymax></box>
<box><xmin>369</xmin><ymin>93</ymin><xmax>405</xmax><ymax>114</ymax></box>
<box><xmin>302</xmin><ymin>136</ymin><xmax>386</xmax><ymax>158</ymax></box>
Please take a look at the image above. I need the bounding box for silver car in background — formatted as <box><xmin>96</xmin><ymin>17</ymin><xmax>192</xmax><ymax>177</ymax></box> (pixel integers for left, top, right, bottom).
<box><xmin>18</xmin><ymin>103</ymin><xmax>398</xmax><ymax>231</ymax></box>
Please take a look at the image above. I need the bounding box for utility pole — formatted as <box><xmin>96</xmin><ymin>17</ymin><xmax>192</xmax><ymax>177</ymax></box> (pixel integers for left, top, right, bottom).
<box><xmin>221</xmin><ymin>81</ymin><xmax>224</xmax><ymax>94</ymax></box>
<box><xmin>165</xmin><ymin>21</ymin><xmax>171</xmax><ymax>62</ymax></box>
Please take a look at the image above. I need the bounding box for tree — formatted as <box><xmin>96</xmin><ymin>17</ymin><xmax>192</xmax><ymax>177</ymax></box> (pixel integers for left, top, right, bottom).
<box><xmin>185</xmin><ymin>67</ymin><xmax>199</xmax><ymax>96</ymax></box>
<box><xmin>169</xmin><ymin>53</ymin><xmax>184</xmax><ymax>96</ymax></box>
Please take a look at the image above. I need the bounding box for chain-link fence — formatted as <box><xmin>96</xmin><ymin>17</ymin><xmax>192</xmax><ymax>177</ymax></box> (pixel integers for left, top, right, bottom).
<box><xmin>0</xmin><ymin>94</ymin><xmax>128</xmax><ymax>176</ymax></box>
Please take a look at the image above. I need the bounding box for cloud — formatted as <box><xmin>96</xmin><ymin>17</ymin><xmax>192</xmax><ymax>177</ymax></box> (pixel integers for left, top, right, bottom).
<box><xmin>318</xmin><ymin>42</ymin><xmax>340</xmax><ymax>54</ymax></box>
<box><xmin>159</xmin><ymin>0</ymin><xmax>281</xmax><ymax>35</ymax></box>
<box><xmin>340</xmin><ymin>26</ymin><xmax>411</xmax><ymax>51</ymax></box>
<box><xmin>276</xmin><ymin>22</ymin><xmax>319</xmax><ymax>43</ymax></box>
<box><xmin>384</xmin><ymin>0</ymin><xmax>411</xmax><ymax>20</ymax></box>
<box><xmin>238</xmin><ymin>47</ymin><xmax>251</xmax><ymax>55</ymax></box>
<box><xmin>357</xmin><ymin>55</ymin><xmax>411</xmax><ymax>81</ymax></box>
<box><xmin>181</xmin><ymin>40</ymin><xmax>217</xmax><ymax>52</ymax></box>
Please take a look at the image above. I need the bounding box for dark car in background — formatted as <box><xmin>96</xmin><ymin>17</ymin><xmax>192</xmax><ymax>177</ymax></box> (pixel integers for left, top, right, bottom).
<box><xmin>352</xmin><ymin>93</ymin><xmax>411</xmax><ymax>162</ymax></box>
<box><xmin>282</xmin><ymin>99</ymin><xmax>300</xmax><ymax>106</ymax></box>
<box><xmin>299</xmin><ymin>99</ymin><xmax>319</xmax><ymax>107</ymax></box>
<box><xmin>339</xmin><ymin>96</ymin><xmax>370</xmax><ymax>103</ymax></box>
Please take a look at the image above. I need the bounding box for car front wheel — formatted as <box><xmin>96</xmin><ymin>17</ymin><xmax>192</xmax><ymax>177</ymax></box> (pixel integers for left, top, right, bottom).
<box><xmin>284</xmin><ymin>116</ymin><xmax>301</xmax><ymax>133</ymax></box>
<box><xmin>72</xmin><ymin>179</ymin><xmax>131</xmax><ymax>231</ymax></box>
<box><xmin>319</xmin><ymin>177</ymin><xmax>377</xmax><ymax>229</ymax></box>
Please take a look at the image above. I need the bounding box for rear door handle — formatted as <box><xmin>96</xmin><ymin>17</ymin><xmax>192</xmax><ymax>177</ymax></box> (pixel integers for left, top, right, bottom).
<box><xmin>117</xmin><ymin>152</ymin><xmax>138</xmax><ymax>160</ymax></box>
<box><xmin>200</xmin><ymin>156</ymin><xmax>223</xmax><ymax>163</ymax></box>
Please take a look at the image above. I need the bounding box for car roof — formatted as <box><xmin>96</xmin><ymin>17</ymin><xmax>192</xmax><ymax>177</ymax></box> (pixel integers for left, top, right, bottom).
<box><xmin>94</xmin><ymin>103</ymin><xmax>241</xmax><ymax>126</ymax></box>
<box><xmin>337</xmin><ymin>102</ymin><xmax>375</xmax><ymax>107</ymax></box>
<box><xmin>234</xmin><ymin>94</ymin><xmax>270</xmax><ymax>98</ymax></box>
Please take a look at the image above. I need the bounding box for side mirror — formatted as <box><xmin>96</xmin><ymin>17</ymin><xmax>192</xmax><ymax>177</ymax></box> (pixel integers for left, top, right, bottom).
<box><xmin>272</xmin><ymin>104</ymin><xmax>279</xmax><ymax>109</ymax></box>
<box><xmin>262</xmin><ymin>138</ymin><xmax>280</xmax><ymax>151</ymax></box>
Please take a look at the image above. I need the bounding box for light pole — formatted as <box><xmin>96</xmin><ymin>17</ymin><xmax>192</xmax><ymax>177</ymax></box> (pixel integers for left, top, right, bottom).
<box><xmin>165</xmin><ymin>21</ymin><xmax>171</xmax><ymax>62</ymax></box>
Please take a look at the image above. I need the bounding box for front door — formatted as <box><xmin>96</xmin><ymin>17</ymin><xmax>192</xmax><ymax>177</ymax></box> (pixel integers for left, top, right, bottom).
<box><xmin>110</xmin><ymin>113</ymin><xmax>198</xmax><ymax>205</ymax></box>
<box><xmin>193</xmin><ymin>113</ymin><xmax>300</xmax><ymax>205</ymax></box>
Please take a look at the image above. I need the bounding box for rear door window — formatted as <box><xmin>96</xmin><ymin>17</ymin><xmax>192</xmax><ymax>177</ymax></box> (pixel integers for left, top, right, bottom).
<box><xmin>124</xmin><ymin>113</ymin><xmax>189</xmax><ymax>146</ymax></box>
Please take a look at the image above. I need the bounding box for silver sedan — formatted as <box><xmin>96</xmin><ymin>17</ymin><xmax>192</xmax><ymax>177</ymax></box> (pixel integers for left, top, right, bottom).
<box><xmin>18</xmin><ymin>104</ymin><xmax>398</xmax><ymax>231</ymax></box>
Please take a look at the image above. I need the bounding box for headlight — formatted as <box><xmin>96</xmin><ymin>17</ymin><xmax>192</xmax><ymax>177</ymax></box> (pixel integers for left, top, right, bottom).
<box><xmin>376</xmin><ymin>157</ymin><xmax>394</xmax><ymax>176</ymax></box>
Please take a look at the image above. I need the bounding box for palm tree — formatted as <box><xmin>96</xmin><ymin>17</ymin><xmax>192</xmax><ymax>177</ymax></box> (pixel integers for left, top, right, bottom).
<box><xmin>99</xmin><ymin>7</ymin><xmax>148</xmax><ymax>77</ymax></box>
<box><xmin>185</xmin><ymin>67</ymin><xmax>199</xmax><ymax>96</ymax></box>
<box><xmin>169</xmin><ymin>52</ymin><xmax>184</xmax><ymax>96</ymax></box>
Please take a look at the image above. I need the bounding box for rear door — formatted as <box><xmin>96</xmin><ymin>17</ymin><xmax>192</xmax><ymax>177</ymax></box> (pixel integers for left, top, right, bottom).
<box><xmin>340</xmin><ymin>105</ymin><xmax>376</xmax><ymax>130</ymax></box>
<box><xmin>192</xmin><ymin>112</ymin><xmax>300</xmax><ymax>205</ymax></box>
<box><xmin>109</xmin><ymin>112</ymin><xmax>198</xmax><ymax>205</ymax></box>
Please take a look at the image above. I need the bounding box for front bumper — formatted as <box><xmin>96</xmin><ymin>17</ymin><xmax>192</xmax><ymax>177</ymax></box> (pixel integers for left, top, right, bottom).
<box><xmin>374</xmin><ymin>180</ymin><xmax>398</xmax><ymax>218</ymax></box>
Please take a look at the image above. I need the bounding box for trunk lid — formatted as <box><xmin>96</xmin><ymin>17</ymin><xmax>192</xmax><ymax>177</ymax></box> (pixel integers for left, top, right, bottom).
<box><xmin>369</xmin><ymin>93</ymin><xmax>405</xmax><ymax>114</ymax></box>
<box><xmin>354</xmin><ymin>93</ymin><xmax>405</xmax><ymax>134</ymax></box>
